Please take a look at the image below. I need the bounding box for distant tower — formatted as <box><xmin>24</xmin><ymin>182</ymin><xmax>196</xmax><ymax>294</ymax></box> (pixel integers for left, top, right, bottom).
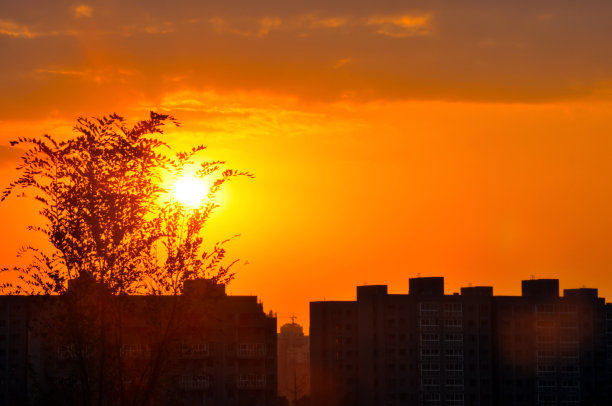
<box><xmin>277</xmin><ymin>317</ymin><xmax>310</xmax><ymax>406</ymax></box>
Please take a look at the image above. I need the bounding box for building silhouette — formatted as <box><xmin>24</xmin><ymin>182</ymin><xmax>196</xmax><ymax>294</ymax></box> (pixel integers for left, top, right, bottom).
<box><xmin>278</xmin><ymin>319</ymin><xmax>310</xmax><ymax>405</ymax></box>
<box><xmin>310</xmin><ymin>277</ymin><xmax>612</xmax><ymax>406</ymax></box>
<box><xmin>0</xmin><ymin>278</ymin><xmax>277</xmax><ymax>406</ymax></box>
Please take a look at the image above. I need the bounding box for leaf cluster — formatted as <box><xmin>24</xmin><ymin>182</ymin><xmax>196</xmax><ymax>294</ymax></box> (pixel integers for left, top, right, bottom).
<box><xmin>1</xmin><ymin>112</ymin><xmax>251</xmax><ymax>295</ymax></box>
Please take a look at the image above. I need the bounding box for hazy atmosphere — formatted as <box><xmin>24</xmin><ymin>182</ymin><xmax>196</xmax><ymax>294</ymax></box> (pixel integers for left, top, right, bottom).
<box><xmin>3</xmin><ymin>0</ymin><xmax>612</xmax><ymax>330</ymax></box>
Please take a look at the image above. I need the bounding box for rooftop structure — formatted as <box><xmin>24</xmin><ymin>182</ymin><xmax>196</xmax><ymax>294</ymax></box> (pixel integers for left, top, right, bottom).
<box><xmin>311</xmin><ymin>277</ymin><xmax>612</xmax><ymax>406</ymax></box>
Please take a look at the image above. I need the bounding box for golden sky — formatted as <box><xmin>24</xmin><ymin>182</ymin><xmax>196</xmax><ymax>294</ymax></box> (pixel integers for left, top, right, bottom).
<box><xmin>2</xmin><ymin>1</ymin><xmax>612</xmax><ymax>329</ymax></box>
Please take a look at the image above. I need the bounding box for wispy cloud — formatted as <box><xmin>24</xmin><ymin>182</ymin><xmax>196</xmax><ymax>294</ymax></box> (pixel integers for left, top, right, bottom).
<box><xmin>0</xmin><ymin>20</ymin><xmax>37</xmax><ymax>38</ymax></box>
<box><xmin>367</xmin><ymin>14</ymin><xmax>433</xmax><ymax>37</ymax></box>
<box><xmin>74</xmin><ymin>5</ymin><xmax>93</xmax><ymax>18</ymax></box>
<box><xmin>310</xmin><ymin>17</ymin><xmax>346</xmax><ymax>28</ymax></box>
<box><xmin>333</xmin><ymin>58</ymin><xmax>352</xmax><ymax>69</ymax></box>
<box><xmin>209</xmin><ymin>16</ymin><xmax>282</xmax><ymax>37</ymax></box>
<box><xmin>258</xmin><ymin>17</ymin><xmax>281</xmax><ymax>36</ymax></box>
<box><xmin>0</xmin><ymin>19</ymin><xmax>79</xmax><ymax>39</ymax></box>
<box><xmin>35</xmin><ymin>68</ymin><xmax>86</xmax><ymax>76</ymax></box>
<box><xmin>209</xmin><ymin>17</ymin><xmax>250</xmax><ymax>36</ymax></box>
<box><xmin>144</xmin><ymin>22</ymin><xmax>175</xmax><ymax>35</ymax></box>
<box><xmin>33</xmin><ymin>66</ymin><xmax>139</xmax><ymax>84</ymax></box>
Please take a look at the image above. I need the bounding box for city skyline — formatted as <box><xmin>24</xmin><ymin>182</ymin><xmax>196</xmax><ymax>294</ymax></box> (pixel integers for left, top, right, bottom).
<box><xmin>3</xmin><ymin>1</ymin><xmax>612</xmax><ymax>332</ymax></box>
<box><xmin>311</xmin><ymin>276</ymin><xmax>612</xmax><ymax>405</ymax></box>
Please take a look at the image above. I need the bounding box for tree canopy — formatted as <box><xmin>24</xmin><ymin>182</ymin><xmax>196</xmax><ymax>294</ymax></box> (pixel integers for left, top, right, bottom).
<box><xmin>1</xmin><ymin>112</ymin><xmax>252</xmax><ymax>295</ymax></box>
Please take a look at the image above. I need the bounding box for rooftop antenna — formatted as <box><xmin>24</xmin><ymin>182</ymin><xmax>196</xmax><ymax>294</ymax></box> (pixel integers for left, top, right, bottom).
<box><xmin>531</xmin><ymin>275</ymin><xmax>535</xmax><ymax>280</ymax></box>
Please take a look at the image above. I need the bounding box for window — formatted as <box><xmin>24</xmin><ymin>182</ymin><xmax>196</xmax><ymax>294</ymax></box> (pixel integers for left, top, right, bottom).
<box><xmin>559</xmin><ymin>350</ymin><xmax>578</xmax><ymax>359</ymax></box>
<box><xmin>421</xmin><ymin>363</ymin><xmax>440</xmax><ymax>371</ymax></box>
<box><xmin>181</xmin><ymin>343</ymin><xmax>209</xmax><ymax>357</ymax></box>
<box><xmin>537</xmin><ymin>350</ymin><xmax>555</xmax><ymax>359</ymax></box>
<box><xmin>563</xmin><ymin>365</ymin><xmax>578</xmax><ymax>373</ymax></box>
<box><xmin>446</xmin><ymin>393</ymin><xmax>464</xmax><ymax>405</ymax></box>
<box><xmin>420</xmin><ymin>333</ymin><xmax>439</xmax><ymax>343</ymax></box>
<box><xmin>445</xmin><ymin>349</ymin><xmax>463</xmax><ymax>358</ymax></box>
<box><xmin>536</xmin><ymin>334</ymin><xmax>555</xmax><ymax>344</ymax></box>
<box><xmin>562</xmin><ymin>394</ymin><xmax>580</xmax><ymax>403</ymax></box>
<box><xmin>560</xmin><ymin>380</ymin><xmax>578</xmax><ymax>388</ymax></box>
<box><xmin>444</xmin><ymin>319</ymin><xmax>463</xmax><ymax>329</ymax></box>
<box><xmin>536</xmin><ymin>319</ymin><xmax>555</xmax><ymax>328</ymax></box>
<box><xmin>423</xmin><ymin>392</ymin><xmax>441</xmax><ymax>401</ymax></box>
<box><xmin>421</xmin><ymin>378</ymin><xmax>439</xmax><ymax>387</ymax></box>
<box><xmin>446</xmin><ymin>363</ymin><xmax>463</xmax><ymax>372</ymax></box>
<box><xmin>537</xmin><ymin>379</ymin><xmax>556</xmax><ymax>388</ymax></box>
<box><xmin>446</xmin><ymin>378</ymin><xmax>463</xmax><ymax>387</ymax></box>
<box><xmin>560</xmin><ymin>337</ymin><xmax>578</xmax><ymax>345</ymax></box>
<box><xmin>444</xmin><ymin>303</ymin><xmax>462</xmax><ymax>314</ymax></box>
<box><xmin>179</xmin><ymin>375</ymin><xmax>210</xmax><ymax>390</ymax></box>
<box><xmin>445</xmin><ymin>333</ymin><xmax>463</xmax><ymax>343</ymax></box>
<box><xmin>56</xmin><ymin>344</ymin><xmax>77</xmax><ymax>360</ymax></box>
<box><xmin>559</xmin><ymin>304</ymin><xmax>577</xmax><ymax>314</ymax></box>
<box><xmin>537</xmin><ymin>365</ymin><xmax>555</xmax><ymax>375</ymax></box>
<box><xmin>560</xmin><ymin>320</ymin><xmax>577</xmax><ymax>328</ymax></box>
<box><xmin>121</xmin><ymin>344</ymin><xmax>144</xmax><ymax>357</ymax></box>
<box><xmin>420</xmin><ymin>303</ymin><xmax>439</xmax><ymax>312</ymax></box>
<box><xmin>420</xmin><ymin>319</ymin><xmax>439</xmax><ymax>328</ymax></box>
<box><xmin>536</xmin><ymin>304</ymin><xmax>554</xmax><ymax>313</ymax></box>
<box><xmin>237</xmin><ymin>374</ymin><xmax>266</xmax><ymax>389</ymax></box>
<box><xmin>237</xmin><ymin>343</ymin><xmax>265</xmax><ymax>357</ymax></box>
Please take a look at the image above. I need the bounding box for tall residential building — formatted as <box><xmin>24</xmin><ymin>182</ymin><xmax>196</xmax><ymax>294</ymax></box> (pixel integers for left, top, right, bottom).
<box><xmin>0</xmin><ymin>279</ymin><xmax>277</xmax><ymax>406</ymax></box>
<box><xmin>310</xmin><ymin>277</ymin><xmax>611</xmax><ymax>406</ymax></box>
<box><xmin>278</xmin><ymin>320</ymin><xmax>310</xmax><ymax>405</ymax></box>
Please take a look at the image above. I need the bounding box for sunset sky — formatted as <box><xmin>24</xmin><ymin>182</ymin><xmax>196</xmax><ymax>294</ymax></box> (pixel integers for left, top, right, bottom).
<box><xmin>2</xmin><ymin>1</ymin><xmax>612</xmax><ymax>330</ymax></box>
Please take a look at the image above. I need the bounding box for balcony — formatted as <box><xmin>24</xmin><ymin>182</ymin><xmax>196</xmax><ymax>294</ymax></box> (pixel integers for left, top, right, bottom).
<box><xmin>179</xmin><ymin>375</ymin><xmax>210</xmax><ymax>390</ymax></box>
<box><xmin>237</xmin><ymin>343</ymin><xmax>266</xmax><ymax>357</ymax></box>
<box><xmin>237</xmin><ymin>374</ymin><xmax>266</xmax><ymax>389</ymax></box>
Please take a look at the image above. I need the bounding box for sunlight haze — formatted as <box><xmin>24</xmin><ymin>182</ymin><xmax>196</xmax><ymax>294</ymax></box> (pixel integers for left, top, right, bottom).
<box><xmin>2</xmin><ymin>0</ymin><xmax>612</xmax><ymax>330</ymax></box>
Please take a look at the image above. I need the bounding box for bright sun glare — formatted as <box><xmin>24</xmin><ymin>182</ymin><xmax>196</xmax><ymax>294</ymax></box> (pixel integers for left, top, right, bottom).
<box><xmin>173</xmin><ymin>175</ymin><xmax>208</xmax><ymax>207</ymax></box>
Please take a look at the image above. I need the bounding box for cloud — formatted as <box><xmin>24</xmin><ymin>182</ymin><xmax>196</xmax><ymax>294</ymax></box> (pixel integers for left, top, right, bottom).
<box><xmin>310</xmin><ymin>17</ymin><xmax>346</xmax><ymax>28</ymax></box>
<box><xmin>34</xmin><ymin>68</ymin><xmax>86</xmax><ymax>76</ymax></box>
<box><xmin>0</xmin><ymin>19</ymin><xmax>78</xmax><ymax>39</ymax></box>
<box><xmin>0</xmin><ymin>20</ymin><xmax>37</xmax><ymax>38</ymax></box>
<box><xmin>74</xmin><ymin>5</ymin><xmax>93</xmax><ymax>18</ymax></box>
<box><xmin>209</xmin><ymin>16</ymin><xmax>282</xmax><ymax>37</ymax></box>
<box><xmin>144</xmin><ymin>23</ymin><xmax>175</xmax><ymax>35</ymax></box>
<box><xmin>32</xmin><ymin>66</ymin><xmax>139</xmax><ymax>86</ymax></box>
<box><xmin>333</xmin><ymin>58</ymin><xmax>352</xmax><ymax>69</ymax></box>
<box><xmin>258</xmin><ymin>17</ymin><xmax>281</xmax><ymax>36</ymax></box>
<box><xmin>367</xmin><ymin>14</ymin><xmax>433</xmax><ymax>37</ymax></box>
<box><xmin>208</xmin><ymin>17</ymin><xmax>250</xmax><ymax>36</ymax></box>
<box><xmin>3</xmin><ymin>1</ymin><xmax>612</xmax><ymax>109</ymax></box>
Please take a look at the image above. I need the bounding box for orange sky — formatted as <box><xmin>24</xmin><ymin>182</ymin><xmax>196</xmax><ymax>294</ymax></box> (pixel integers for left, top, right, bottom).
<box><xmin>2</xmin><ymin>1</ymin><xmax>612</xmax><ymax>331</ymax></box>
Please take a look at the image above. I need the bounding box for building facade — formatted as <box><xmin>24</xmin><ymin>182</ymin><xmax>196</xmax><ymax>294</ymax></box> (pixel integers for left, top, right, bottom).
<box><xmin>310</xmin><ymin>277</ymin><xmax>611</xmax><ymax>406</ymax></box>
<box><xmin>0</xmin><ymin>279</ymin><xmax>277</xmax><ymax>406</ymax></box>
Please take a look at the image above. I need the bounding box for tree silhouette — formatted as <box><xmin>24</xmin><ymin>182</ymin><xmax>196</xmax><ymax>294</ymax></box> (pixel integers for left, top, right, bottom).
<box><xmin>2</xmin><ymin>112</ymin><xmax>251</xmax><ymax>295</ymax></box>
<box><xmin>1</xmin><ymin>112</ymin><xmax>253</xmax><ymax>405</ymax></box>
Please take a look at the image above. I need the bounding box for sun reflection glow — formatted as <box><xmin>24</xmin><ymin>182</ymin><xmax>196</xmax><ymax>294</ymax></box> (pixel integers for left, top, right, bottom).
<box><xmin>173</xmin><ymin>175</ymin><xmax>209</xmax><ymax>207</ymax></box>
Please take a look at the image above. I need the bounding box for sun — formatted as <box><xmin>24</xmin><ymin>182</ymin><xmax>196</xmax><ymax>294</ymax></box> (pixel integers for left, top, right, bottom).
<box><xmin>173</xmin><ymin>175</ymin><xmax>209</xmax><ymax>207</ymax></box>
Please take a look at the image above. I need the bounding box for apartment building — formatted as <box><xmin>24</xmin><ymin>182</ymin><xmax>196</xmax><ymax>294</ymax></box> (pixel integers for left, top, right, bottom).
<box><xmin>311</xmin><ymin>277</ymin><xmax>611</xmax><ymax>406</ymax></box>
<box><xmin>0</xmin><ymin>278</ymin><xmax>277</xmax><ymax>406</ymax></box>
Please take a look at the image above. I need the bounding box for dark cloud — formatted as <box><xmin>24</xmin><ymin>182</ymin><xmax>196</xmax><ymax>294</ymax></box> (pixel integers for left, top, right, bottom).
<box><xmin>2</xmin><ymin>1</ymin><xmax>612</xmax><ymax>117</ymax></box>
